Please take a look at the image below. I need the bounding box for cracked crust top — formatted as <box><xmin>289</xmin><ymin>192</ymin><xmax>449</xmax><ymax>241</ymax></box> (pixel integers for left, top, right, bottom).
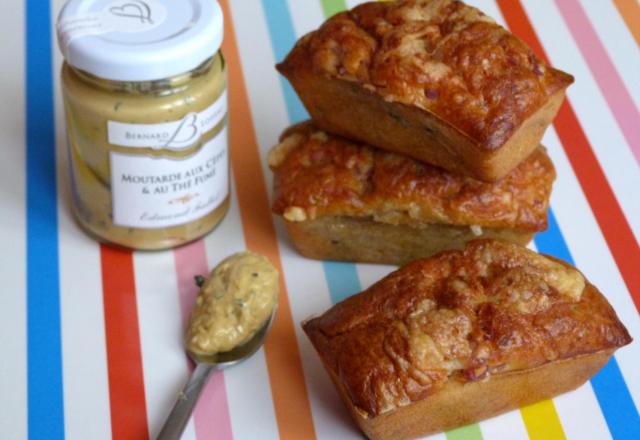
<box><xmin>302</xmin><ymin>240</ymin><xmax>631</xmax><ymax>418</ymax></box>
<box><xmin>269</xmin><ymin>122</ymin><xmax>555</xmax><ymax>231</ymax></box>
<box><xmin>277</xmin><ymin>0</ymin><xmax>573</xmax><ymax>150</ymax></box>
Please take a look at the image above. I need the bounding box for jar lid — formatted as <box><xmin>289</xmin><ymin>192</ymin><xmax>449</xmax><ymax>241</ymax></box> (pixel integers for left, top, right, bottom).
<box><xmin>57</xmin><ymin>0</ymin><xmax>223</xmax><ymax>81</ymax></box>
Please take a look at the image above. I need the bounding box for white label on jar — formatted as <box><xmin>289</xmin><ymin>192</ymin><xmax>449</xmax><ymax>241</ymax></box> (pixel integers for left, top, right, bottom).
<box><xmin>57</xmin><ymin>0</ymin><xmax>168</xmax><ymax>49</ymax></box>
<box><xmin>107</xmin><ymin>90</ymin><xmax>228</xmax><ymax>151</ymax></box>
<box><xmin>110</xmin><ymin>127</ymin><xmax>228</xmax><ymax>229</ymax></box>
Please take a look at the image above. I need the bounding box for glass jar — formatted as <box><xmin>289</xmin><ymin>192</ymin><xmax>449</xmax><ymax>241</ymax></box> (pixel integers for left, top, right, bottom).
<box><xmin>57</xmin><ymin>0</ymin><xmax>229</xmax><ymax>250</ymax></box>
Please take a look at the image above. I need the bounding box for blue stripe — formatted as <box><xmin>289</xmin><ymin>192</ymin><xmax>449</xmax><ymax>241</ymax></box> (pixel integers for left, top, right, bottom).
<box><xmin>590</xmin><ymin>359</ymin><xmax>640</xmax><ymax>439</ymax></box>
<box><xmin>26</xmin><ymin>0</ymin><xmax>65</xmax><ymax>438</ymax></box>
<box><xmin>322</xmin><ymin>261</ymin><xmax>362</xmax><ymax>303</ymax></box>
<box><xmin>535</xmin><ymin>209</ymin><xmax>639</xmax><ymax>439</ymax></box>
<box><xmin>262</xmin><ymin>0</ymin><xmax>309</xmax><ymax>123</ymax></box>
<box><xmin>262</xmin><ymin>0</ymin><xmax>364</xmax><ymax>303</ymax></box>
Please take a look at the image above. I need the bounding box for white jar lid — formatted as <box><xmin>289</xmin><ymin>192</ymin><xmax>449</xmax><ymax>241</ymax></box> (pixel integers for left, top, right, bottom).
<box><xmin>57</xmin><ymin>0</ymin><xmax>223</xmax><ymax>81</ymax></box>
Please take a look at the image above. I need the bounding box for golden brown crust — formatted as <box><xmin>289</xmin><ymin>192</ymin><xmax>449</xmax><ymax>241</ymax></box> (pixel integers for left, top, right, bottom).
<box><xmin>269</xmin><ymin>122</ymin><xmax>555</xmax><ymax>231</ymax></box>
<box><xmin>278</xmin><ymin>0</ymin><xmax>573</xmax><ymax>151</ymax></box>
<box><xmin>302</xmin><ymin>240</ymin><xmax>631</xmax><ymax>418</ymax></box>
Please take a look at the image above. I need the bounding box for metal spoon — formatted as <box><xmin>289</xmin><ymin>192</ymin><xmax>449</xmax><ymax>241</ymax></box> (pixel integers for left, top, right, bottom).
<box><xmin>157</xmin><ymin>309</ymin><xmax>277</xmax><ymax>440</ymax></box>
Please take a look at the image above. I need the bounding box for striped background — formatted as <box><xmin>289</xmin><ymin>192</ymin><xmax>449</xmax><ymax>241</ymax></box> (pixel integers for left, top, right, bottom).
<box><xmin>0</xmin><ymin>0</ymin><xmax>638</xmax><ymax>439</ymax></box>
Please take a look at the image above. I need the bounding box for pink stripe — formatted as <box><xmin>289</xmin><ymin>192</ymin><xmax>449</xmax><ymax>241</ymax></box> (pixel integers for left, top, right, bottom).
<box><xmin>555</xmin><ymin>0</ymin><xmax>640</xmax><ymax>164</ymax></box>
<box><xmin>174</xmin><ymin>240</ymin><xmax>234</xmax><ymax>440</ymax></box>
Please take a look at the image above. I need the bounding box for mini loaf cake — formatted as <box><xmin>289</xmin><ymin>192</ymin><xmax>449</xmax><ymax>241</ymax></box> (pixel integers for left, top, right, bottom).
<box><xmin>303</xmin><ymin>240</ymin><xmax>632</xmax><ymax>440</ymax></box>
<box><xmin>269</xmin><ymin>123</ymin><xmax>555</xmax><ymax>265</ymax></box>
<box><xmin>277</xmin><ymin>0</ymin><xmax>574</xmax><ymax>181</ymax></box>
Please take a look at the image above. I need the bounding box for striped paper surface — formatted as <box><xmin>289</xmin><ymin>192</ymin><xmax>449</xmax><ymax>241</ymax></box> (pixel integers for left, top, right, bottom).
<box><xmin>0</xmin><ymin>0</ymin><xmax>638</xmax><ymax>439</ymax></box>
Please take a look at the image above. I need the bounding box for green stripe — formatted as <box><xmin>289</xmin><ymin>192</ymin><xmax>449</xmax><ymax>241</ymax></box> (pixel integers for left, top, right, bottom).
<box><xmin>446</xmin><ymin>424</ymin><xmax>484</xmax><ymax>440</ymax></box>
<box><xmin>320</xmin><ymin>0</ymin><xmax>348</xmax><ymax>18</ymax></box>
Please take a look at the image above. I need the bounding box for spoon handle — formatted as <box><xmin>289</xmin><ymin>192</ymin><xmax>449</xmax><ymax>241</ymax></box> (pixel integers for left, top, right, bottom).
<box><xmin>157</xmin><ymin>362</ymin><xmax>216</xmax><ymax>440</ymax></box>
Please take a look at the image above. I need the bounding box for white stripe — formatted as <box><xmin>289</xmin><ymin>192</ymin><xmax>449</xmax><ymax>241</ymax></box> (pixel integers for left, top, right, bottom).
<box><xmin>553</xmin><ymin>383</ymin><xmax>612</xmax><ymax>440</ymax></box>
<box><xmin>522</xmin><ymin>0</ymin><xmax>640</xmax><ymax>242</ymax></box>
<box><xmin>418</xmin><ymin>432</ymin><xmax>447</xmax><ymax>440</ymax></box>
<box><xmin>50</xmin><ymin>0</ymin><xmax>114</xmax><ymax>438</ymax></box>
<box><xmin>287</xmin><ymin>0</ymin><xmax>324</xmax><ymax>36</ymax></box>
<box><xmin>231</xmin><ymin>0</ymin><xmax>363</xmax><ymax>437</ymax></box>
<box><xmin>543</xmin><ymin>126</ymin><xmax>640</xmax><ymax>411</ymax></box>
<box><xmin>203</xmin><ymin>176</ymin><xmax>280</xmax><ymax>440</ymax></box>
<box><xmin>134</xmin><ymin>250</ymin><xmax>196</xmax><ymax>440</ymax></box>
<box><xmin>356</xmin><ymin>263</ymin><xmax>395</xmax><ymax>290</ymax></box>
<box><xmin>580</xmin><ymin>0</ymin><xmax>640</xmax><ymax>109</ymax></box>
<box><xmin>277</xmin><ymin>222</ymin><xmax>362</xmax><ymax>439</ymax></box>
<box><xmin>56</xmin><ymin>177</ymin><xmax>113</xmax><ymax>440</ymax></box>
<box><xmin>0</xmin><ymin>1</ymin><xmax>27</xmax><ymax>439</ymax></box>
<box><xmin>224</xmin><ymin>349</ymin><xmax>279</xmax><ymax>440</ymax></box>
<box><xmin>346</xmin><ymin>0</ymin><xmax>367</xmax><ymax>9</ymax></box>
<box><xmin>479</xmin><ymin>410</ymin><xmax>529</xmax><ymax>440</ymax></box>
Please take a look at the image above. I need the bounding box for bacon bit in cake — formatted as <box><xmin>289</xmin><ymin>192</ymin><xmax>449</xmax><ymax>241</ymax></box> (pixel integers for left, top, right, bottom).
<box><xmin>465</xmin><ymin>365</ymin><xmax>489</xmax><ymax>381</ymax></box>
<box><xmin>425</xmin><ymin>89</ymin><xmax>440</xmax><ymax>100</ymax></box>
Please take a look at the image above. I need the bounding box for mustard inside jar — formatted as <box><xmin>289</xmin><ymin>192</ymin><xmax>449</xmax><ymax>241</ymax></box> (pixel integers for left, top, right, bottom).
<box><xmin>57</xmin><ymin>0</ymin><xmax>229</xmax><ymax>250</ymax></box>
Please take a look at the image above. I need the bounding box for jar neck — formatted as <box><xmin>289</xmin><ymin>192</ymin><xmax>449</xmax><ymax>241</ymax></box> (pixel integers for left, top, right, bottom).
<box><xmin>68</xmin><ymin>54</ymin><xmax>218</xmax><ymax>96</ymax></box>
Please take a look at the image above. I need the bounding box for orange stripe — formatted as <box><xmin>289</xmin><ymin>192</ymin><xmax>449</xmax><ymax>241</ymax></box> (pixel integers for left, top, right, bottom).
<box><xmin>613</xmin><ymin>0</ymin><xmax>640</xmax><ymax>48</ymax></box>
<box><xmin>100</xmin><ymin>245</ymin><xmax>149</xmax><ymax>440</ymax></box>
<box><xmin>219</xmin><ymin>1</ymin><xmax>317</xmax><ymax>439</ymax></box>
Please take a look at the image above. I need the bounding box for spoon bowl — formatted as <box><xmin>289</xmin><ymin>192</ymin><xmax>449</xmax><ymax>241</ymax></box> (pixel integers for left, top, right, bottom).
<box><xmin>157</xmin><ymin>308</ymin><xmax>277</xmax><ymax>440</ymax></box>
<box><xmin>189</xmin><ymin>309</ymin><xmax>276</xmax><ymax>367</ymax></box>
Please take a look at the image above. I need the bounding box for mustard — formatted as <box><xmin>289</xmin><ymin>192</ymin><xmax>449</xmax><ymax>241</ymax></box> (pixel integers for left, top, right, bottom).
<box><xmin>186</xmin><ymin>252</ymin><xmax>279</xmax><ymax>355</ymax></box>
<box><xmin>61</xmin><ymin>53</ymin><xmax>229</xmax><ymax>249</ymax></box>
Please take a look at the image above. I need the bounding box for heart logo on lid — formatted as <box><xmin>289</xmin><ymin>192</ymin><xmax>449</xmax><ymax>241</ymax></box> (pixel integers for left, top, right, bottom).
<box><xmin>109</xmin><ymin>1</ymin><xmax>153</xmax><ymax>24</ymax></box>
